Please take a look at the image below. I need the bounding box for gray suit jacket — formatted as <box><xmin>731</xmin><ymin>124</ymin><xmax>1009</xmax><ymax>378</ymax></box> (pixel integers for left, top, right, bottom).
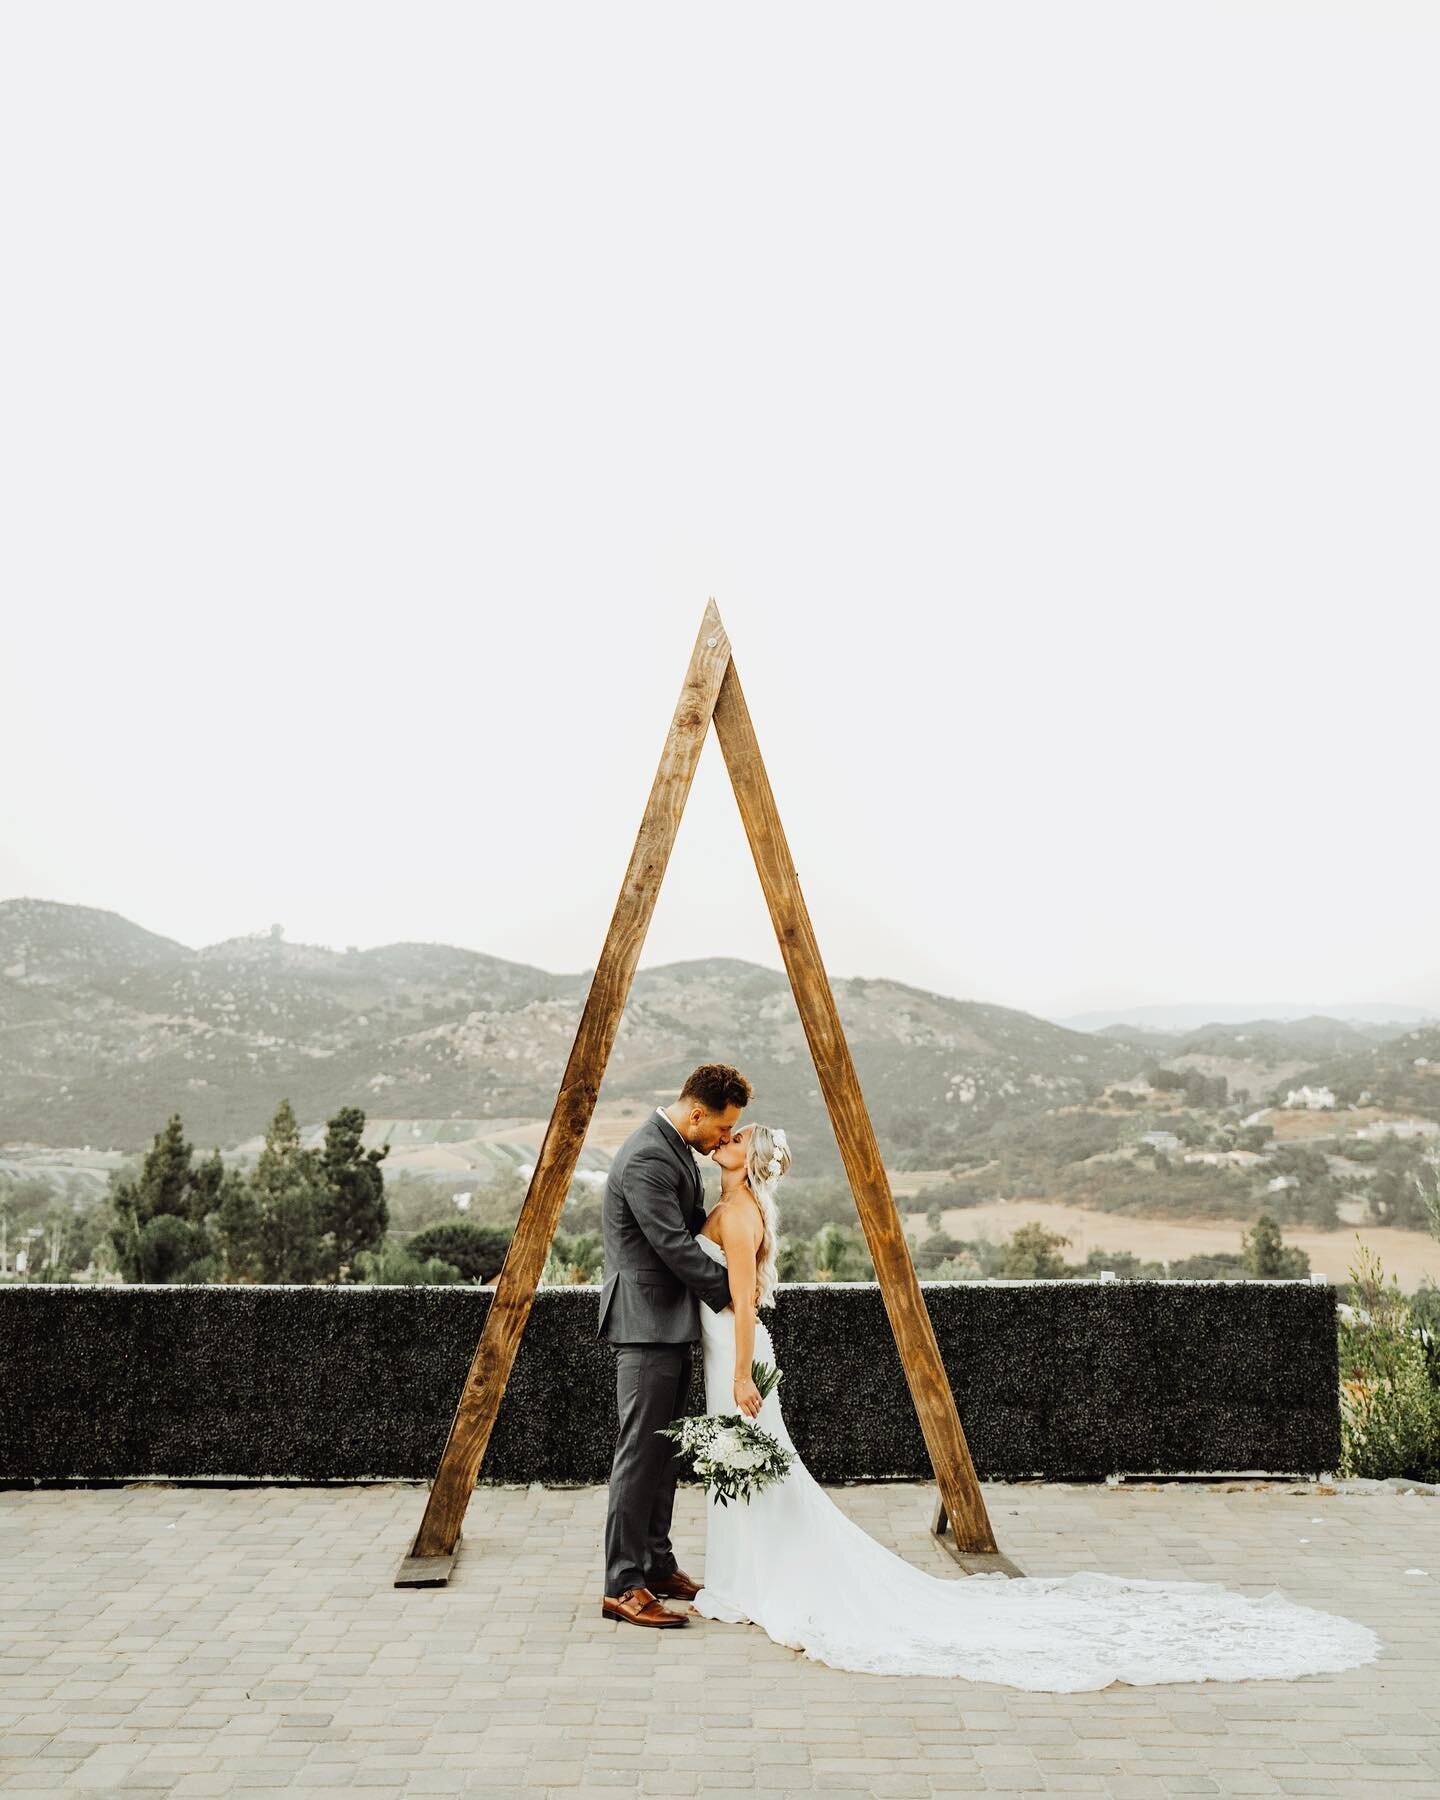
<box><xmin>596</xmin><ymin>1112</ymin><xmax>734</xmax><ymax>1344</ymax></box>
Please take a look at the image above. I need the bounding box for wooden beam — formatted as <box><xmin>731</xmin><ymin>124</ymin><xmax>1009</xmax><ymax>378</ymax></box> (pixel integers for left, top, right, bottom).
<box><xmin>399</xmin><ymin>602</ymin><xmax>733</xmax><ymax>1579</ymax></box>
<box><xmin>711</xmin><ymin>652</ymin><xmax>1000</xmax><ymax>1556</ymax></box>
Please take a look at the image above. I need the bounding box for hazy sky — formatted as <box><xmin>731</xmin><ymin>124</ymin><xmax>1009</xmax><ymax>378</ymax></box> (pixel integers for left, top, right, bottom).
<box><xmin>3</xmin><ymin>3</ymin><xmax>1436</xmax><ymax>1022</ymax></box>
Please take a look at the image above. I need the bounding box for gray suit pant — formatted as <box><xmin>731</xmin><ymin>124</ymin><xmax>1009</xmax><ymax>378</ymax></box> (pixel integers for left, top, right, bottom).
<box><xmin>603</xmin><ymin>1341</ymin><xmax>694</xmax><ymax>1598</ymax></box>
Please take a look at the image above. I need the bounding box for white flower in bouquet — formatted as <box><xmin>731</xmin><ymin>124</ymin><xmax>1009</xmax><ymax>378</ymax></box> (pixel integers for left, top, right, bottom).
<box><xmin>656</xmin><ymin>1360</ymin><xmax>795</xmax><ymax>1506</ymax></box>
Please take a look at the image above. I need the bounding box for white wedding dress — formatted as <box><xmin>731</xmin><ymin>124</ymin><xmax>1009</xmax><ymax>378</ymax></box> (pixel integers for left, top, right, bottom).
<box><xmin>688</xmin><ymin>1233</ymin><xmax>1381</xmax><ymax>1690</ymax></box>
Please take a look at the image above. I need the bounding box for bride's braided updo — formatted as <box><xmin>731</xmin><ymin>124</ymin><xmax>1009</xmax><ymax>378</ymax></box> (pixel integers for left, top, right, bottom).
<box><xmin>742</xmin><ymin>1123</ymin><xmax>791</xmax><ymax>1309</ymax></box>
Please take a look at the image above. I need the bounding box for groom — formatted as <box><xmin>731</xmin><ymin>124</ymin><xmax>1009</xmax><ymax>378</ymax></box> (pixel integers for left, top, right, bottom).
<box><xmin>596</xmin><ymin>1061</ymin><xmax>752</xmax><ymax>1627</ymax></box>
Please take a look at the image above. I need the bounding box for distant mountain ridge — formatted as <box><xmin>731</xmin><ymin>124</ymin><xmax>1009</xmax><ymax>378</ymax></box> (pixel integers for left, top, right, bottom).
<box><xmin>1094</xmin><ymin>1016</ymin><xmax>1414</xmax><ymax>1059</ymax></box>
<box><xmin>6</xmin><ymin>898</ymin><xmax>1436</xmax><ymax>1160</ymax></box>
<box><xmin>0</xmin><ymin>897</ymin><xmax>1141</xmax><ymax>1155</ymax></box>
<box><xmin>1061</xmin><ymin>1000</ymin><xmax>1435</xmax><ymax>1033</ymax></box>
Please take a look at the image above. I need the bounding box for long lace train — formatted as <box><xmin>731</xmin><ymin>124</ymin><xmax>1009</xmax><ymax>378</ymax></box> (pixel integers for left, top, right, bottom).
<box><xmin>689</xmin><ymin>1234</ymin><xmax>1381</xmax><ymax>1689</ymax></box>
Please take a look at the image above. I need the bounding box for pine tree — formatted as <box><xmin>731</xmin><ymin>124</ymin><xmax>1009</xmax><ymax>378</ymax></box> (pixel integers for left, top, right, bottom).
<box><xmin>216</xmin><ymin>1172</ymin><xmax>263</xmax><ymax>1282</ymax></box>
<box><xmin>125</xmin><ymin>1116</ymin><xmax>194</xmax><ymax>1223</ymax></box>
<box><xmin>253</xmin><ymin>1098</ymin><xmax>325</xmax><ymax>1284</ymax></box>
<box><xmin>1241</xmin><ymin>1213</ymin><xmax>1309</xmax><ymax>1278</ymax></box>
<box><xmin>316</xmin><ymin>1106</ymin><xmax>389</xmax><ymax>1281</ymax></box>
<box><xmin>188</xmin><ymin>1146</ymin><xmax>264</xmax><ymax>1282</ymax></box>
<box><xmin>109</xmin><ymin>1114</ymin><xmax>216</xmax><ymax>1282</ymax></box>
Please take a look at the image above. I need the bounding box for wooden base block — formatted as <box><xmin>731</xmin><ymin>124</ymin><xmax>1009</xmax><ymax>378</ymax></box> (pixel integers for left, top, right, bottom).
<box><xmin>930</xmin><ymin>1492</ymin><xmax>1019</xmax><ymax>1576</ymax></box>
<box><xmin>394</xmin><ymin>1530</ymin><xmax>461</xmax><ymax>1588</ymax></box>
<box><xmin>931</xmin><ymin>1535</ymin><xmax>1025</xmax><ymax>1578</ymax></box>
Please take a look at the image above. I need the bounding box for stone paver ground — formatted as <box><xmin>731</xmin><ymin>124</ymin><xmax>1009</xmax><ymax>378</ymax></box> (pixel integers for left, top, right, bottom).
<box><xmin>1</xmin><ymin>1480</ymin><xmax>1436</xmax><ymax>1799</ymax></box>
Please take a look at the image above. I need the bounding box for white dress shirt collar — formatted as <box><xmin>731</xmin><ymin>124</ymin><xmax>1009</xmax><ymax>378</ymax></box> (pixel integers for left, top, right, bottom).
<box><xmin>654</xmin><ymin>1104</ymin><xmax>687</xmax><ymax>1147</ymax></box>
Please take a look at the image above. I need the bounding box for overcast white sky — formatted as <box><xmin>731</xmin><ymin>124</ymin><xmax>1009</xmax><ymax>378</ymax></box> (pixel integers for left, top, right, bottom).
<box><xmin>2</xmin><ymin>3</ymin><xmax>1436</xmax><ymax>1023</ymax></box>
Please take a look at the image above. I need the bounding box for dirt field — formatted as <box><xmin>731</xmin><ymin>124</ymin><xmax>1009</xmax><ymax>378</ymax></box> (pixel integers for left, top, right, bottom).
<box><xmin>901</xmin><ymin>1195</ymin><xmax>1440</xmax><ymax>1290</ymax></box>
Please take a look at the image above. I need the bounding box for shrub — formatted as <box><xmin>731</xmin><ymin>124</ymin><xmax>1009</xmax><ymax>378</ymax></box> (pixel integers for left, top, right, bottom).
<box><xmin>778</xmin><ymin>1221</ymin><xmax>874</xmax><ymax>1281</ymax></box>
<box><xmin>998</xmin><ymin>1223</ymin><xmax>1071</xmax><ymax>1279</ymax></box>
<box><xmin>541</xmin><ymin>1231</ymin><xmax>604</xmax><ymax>1285</ymax></box>
<box><xmin>1337</xmin><ymin>1239</ymin><xmax>1440</xmax><ymax>1482</ymax></box>
<box><xmin>930</xmin><ymin>1252</ymin><xmax>982</xmax><ymax>1280</ymax></box>
<box><xmin>351</xmin><ymin>1243</ymin><xmax>461</xmax><ymax>1286</ymax></box>
<box><xmin>406</xmin><ymin>1221</ymin><xmax>513</xmax><ymax>1283</ymax></box>
<box><xmin>911</xmin><ymin>1229</ymin><xmax>967</xmax><ymax>1270</ymax></box>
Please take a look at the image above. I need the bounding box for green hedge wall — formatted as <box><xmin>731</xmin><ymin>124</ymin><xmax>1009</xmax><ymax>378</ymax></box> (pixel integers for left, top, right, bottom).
<box><xmin>0</xmin><ymin>1279</ymin><xmax>1340</xmax><ymax>1483</ymax></box>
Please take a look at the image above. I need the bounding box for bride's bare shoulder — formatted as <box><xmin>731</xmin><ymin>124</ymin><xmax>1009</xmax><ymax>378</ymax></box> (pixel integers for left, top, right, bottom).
<box><xmin>709</xmin><ymin>1188</ymin><xmax>764</xmax><ymax>1246</ymax></box>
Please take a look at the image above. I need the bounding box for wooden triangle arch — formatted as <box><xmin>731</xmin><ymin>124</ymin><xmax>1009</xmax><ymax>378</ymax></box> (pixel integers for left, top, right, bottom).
<box><xmin>397</xmin><ymin>600</ymin><xmax>1012</xmax><ymax>1587</ymax></box>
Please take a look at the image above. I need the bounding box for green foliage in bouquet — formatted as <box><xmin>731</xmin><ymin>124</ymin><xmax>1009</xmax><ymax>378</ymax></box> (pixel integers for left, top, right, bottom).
<box><xmin>750</xmin><ymin>1359</ymin><xmax>783</xmax><ymax>1399</ymax></box>
<box><xmin>656</xmin><ymin>1361</ymin><xmax>794</xmax><ymax>1505</ymax></box>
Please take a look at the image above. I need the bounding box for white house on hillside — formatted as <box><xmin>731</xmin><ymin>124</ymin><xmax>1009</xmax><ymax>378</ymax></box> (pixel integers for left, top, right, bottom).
<box><xmin>1355</xmin><ymin>1117</ymin><xmax>1440</xmax><ymax>1141</ymax></box>
<box><xmin>1284</xmin><ymin>1085</ymin><xmax>1336</xmax><ymax>1110</ymax></box>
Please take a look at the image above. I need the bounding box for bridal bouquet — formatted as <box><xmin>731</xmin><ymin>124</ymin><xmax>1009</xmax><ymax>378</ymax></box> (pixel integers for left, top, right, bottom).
<box><xmin>656</xmin><ymin>1361</ymin><xmax>795</xmax><ymax>1506</ymax></box>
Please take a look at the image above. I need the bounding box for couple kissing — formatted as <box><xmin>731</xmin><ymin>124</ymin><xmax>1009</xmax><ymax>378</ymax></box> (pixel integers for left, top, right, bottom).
<box><xmin>596</xmin><ymin>1061</ymin><xmax>787</xmax><ymax>1628</ymax></box>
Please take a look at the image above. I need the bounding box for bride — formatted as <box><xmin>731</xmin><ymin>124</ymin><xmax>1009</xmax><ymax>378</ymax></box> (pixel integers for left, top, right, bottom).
<box><xmin>688</xmin><ymin>1123</ymin><xmax>1382</xmax><ymax>1691</ymax></box>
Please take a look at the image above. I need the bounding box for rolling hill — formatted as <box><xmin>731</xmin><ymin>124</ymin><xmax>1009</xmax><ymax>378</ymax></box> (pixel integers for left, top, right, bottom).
<box><xmin>0</xmin><ymin>898</ymin><xmax>1141</xmax><ymax>1160</ymax></box>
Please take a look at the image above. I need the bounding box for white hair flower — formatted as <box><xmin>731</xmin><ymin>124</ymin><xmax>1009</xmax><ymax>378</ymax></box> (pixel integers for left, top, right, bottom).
<box><xmin>760</xmin><ymin>1126</ymin><xmax>788</xmax><ymax>1180</ymax></box>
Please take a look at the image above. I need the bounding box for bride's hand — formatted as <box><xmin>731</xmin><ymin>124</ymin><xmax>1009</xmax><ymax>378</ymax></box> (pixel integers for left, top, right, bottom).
<box><xmin>733</xmin><ymin>1375</ymin><xmax>762</xmax><ymax>1419</ymax></box>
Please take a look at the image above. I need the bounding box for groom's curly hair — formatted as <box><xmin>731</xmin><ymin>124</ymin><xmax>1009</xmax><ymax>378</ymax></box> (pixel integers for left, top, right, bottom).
<box><xmin>679</xmin><ymin>1062</ymin><xmax>752</xmax><ymax>1112</ymax></box>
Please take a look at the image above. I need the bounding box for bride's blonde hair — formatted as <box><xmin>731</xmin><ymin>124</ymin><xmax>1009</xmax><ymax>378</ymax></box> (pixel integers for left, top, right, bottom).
<box><xmin>742</xmin><ymin>1123</ymin><xmax>791</xmax><ymax>1309</ymax></box>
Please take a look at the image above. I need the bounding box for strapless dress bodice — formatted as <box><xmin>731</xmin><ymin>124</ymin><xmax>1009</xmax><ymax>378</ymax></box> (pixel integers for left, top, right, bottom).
<box><xmin>696</xmin><ymin>1231</ymin><xmax>727</xmax><ymax>1265</ymax></box>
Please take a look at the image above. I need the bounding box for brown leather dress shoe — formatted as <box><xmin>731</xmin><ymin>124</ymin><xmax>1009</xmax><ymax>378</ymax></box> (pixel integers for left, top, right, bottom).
<box><xmin>601</xmin><ymin>1585</ymin><xmax>688</xmax><ymax>1627</ymax></box>
<box><xmin>649</xmin><ymin>1567</ymin><xmax>702</xmax><ymax>1601</ymax></box>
